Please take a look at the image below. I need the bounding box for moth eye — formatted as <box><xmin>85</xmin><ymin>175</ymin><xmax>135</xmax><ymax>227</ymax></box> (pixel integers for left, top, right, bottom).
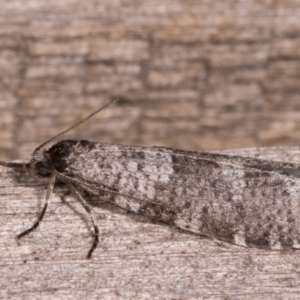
<box><xmin>38</xmin><ymin>168</ymin><xmax>51</xmax><ymax>177</ymax></box>
<box><xmin>35</xmin><ymin>161</ymin><xmax>52</xmax><ymax>177</ymax></box>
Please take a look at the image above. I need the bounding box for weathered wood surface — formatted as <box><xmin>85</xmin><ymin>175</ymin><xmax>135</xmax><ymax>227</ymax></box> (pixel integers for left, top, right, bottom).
<box><xmin>1</xmin><ymin>147</ymin><xmax>300</xmax><ymax>299</ymax></box>
<box><xmin>2</xmin><ymin>0</ymin><xmax>300</xmax><ymax>298</ymax></box>
<box><xmin>2</xmin><ymin>0</ymin><xmax>300</xmax><ymax>162</ymax></box>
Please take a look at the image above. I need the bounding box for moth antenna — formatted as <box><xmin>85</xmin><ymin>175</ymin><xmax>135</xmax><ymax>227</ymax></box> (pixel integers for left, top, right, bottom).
<box><xmin>31</xmin><ymin>99</ymin><xmax>118</xmax><ymax>162</ymax></box>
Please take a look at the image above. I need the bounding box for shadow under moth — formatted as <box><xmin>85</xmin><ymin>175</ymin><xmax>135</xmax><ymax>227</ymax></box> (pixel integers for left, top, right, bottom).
<box><xmin>1</xmin><ymin>100</ymin><xmax>300</xmax><ymax>258</ymax></box>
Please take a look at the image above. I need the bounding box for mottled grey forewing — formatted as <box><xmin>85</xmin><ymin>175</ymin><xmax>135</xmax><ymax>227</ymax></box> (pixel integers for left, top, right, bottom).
<box><xmin>66</xmin><ymin>143</ymin><xmax>300</xmax><ymax>250</ymax></box>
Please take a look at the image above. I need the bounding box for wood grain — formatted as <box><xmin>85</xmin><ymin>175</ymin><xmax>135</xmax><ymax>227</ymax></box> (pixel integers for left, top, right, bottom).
<box><xmin>2</xmin><ymin>0</ymin><xmax>300</xmax><ymax>162</ymax></box>
<box><xmin>1</xmin><ymin>0</ymin><xmax>300</xmax><ymax>298</ymax></box>
<box><xmin>1</xmin><ymin>147</ymin><xmax>300</xmax><ymax>299</ymax></box>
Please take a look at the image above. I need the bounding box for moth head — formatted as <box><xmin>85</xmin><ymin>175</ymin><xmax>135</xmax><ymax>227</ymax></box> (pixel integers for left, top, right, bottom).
<box><xmin>32</xmin><ymin>140</ymin><xmax>83</xmax><ymax>177</ymax></box>
<box><xmin>41</xmin><ymin>140</ymin><xmax>78</xmax><ymax>175</ymax></box>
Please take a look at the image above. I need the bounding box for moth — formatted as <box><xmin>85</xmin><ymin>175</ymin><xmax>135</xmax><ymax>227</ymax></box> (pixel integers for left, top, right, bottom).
<box><xmin>1</xmin><ymin>100</ymin><xmax>300</xmax><ymax>258</ymax></box>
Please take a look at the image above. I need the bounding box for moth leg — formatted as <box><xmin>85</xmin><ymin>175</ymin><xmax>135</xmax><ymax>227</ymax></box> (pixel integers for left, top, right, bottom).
<box><xmin>17</xmin><ymin>175</ymin><xmax>56</xmax><ymax>239</ymax></box>
<box><xmin>212</xmin><ymin>237</ymin><xmax>230</xmax><ymax>249</ymax></box>
<box><xmin>67</xmin><ymin>183</ymin><xmax>99</xmax><ymax>259</ymax></box>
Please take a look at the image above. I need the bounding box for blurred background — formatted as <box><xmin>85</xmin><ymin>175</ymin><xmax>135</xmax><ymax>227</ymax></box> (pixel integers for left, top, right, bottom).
<box><xmin>1</xmin><ymin>0</ymin><xmax>300</xmax><ymax>161</ymax></box>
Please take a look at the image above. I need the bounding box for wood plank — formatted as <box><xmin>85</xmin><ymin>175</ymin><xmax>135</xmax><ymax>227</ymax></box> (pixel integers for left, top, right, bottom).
<box><xmin>1</xmin><ymin>147</ymin><xmax>300</xmax><ymax>299</ymax></box>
